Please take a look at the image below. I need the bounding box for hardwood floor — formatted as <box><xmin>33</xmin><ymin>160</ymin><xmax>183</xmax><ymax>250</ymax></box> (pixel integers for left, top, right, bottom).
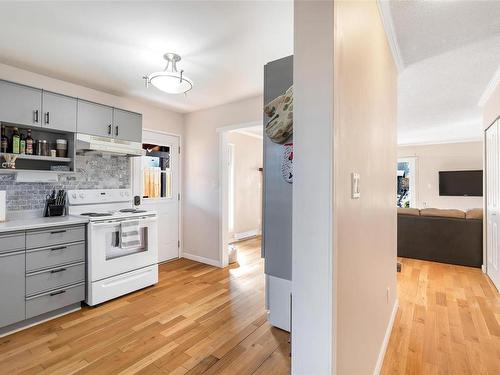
<box><xmin>381</xmin><ymin>257</ymin><xmax>500</xmax><ymax>375</ymax></box>
<box><xmin>0</xmin><ymin>237</ymin><xmax>291</xmax><ymax>375</ymax></box>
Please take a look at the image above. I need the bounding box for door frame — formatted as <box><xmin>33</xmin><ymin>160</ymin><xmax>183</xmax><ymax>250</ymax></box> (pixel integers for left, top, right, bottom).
<box><xmin>397</xmin><ymin>156</ymin><xmax>418</xmax><ymax>208</ymax></box>
<box><xmin>133</xmin><ymin>128</ymin><xmax>182</xmax><ymax>261</ymax></box>
<box><xmin>217</xmin><ymin>121</ymin><xmax>262</xmax><ymax>268</ymax></box>
<box><xmin>484</xmin><ymin>117</ymin><xmax>500</xmax><ymax>280</ymax></box>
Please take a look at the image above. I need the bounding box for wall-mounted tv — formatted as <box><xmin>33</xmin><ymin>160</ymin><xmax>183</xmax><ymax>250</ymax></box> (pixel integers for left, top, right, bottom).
<box><xmin>439</xmin><ymin>170</ymin><xmax>483</xmax><ymax>197</ymax></box>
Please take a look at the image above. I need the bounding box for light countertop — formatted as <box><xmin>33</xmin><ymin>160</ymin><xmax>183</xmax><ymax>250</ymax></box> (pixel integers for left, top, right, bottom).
<box><xmin>0</xmin><ymin>215</ymin><xmax>88</xmax><ymax>233</ymax></box>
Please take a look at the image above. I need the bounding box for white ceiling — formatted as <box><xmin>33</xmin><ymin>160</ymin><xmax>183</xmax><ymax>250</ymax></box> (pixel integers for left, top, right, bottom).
<box><xmin>386</xmin><ymin>1</ymin><xmax>500</xmax><ymax>145</ymax></box>
<box><xmin>0</xmin><ymin>1</ymin><xmax>293</xmax><ymax>114</ymax></box>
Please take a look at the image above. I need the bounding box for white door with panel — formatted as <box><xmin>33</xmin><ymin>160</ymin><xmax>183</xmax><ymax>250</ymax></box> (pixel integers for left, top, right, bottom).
<box><xmin>133</xmin><ymin>131</ymin><xmax>180</xmax><ymax>263</ymax></box>
<box><xmin>486</xmin><ymin>120</ymin><xmax>500</xmax><ymax>290</ymax></box>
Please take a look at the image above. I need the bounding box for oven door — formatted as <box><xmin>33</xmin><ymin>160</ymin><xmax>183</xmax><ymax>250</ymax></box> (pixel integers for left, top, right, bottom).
<box><xmin>88</xmin><ymin>216</ymin><xmax>158</xmax><ymax>282</ymax></box>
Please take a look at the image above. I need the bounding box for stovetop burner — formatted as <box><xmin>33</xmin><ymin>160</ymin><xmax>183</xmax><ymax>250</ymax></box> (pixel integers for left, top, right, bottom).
<box><xmin>80</xmin><ymin>212</ymin><xmax>113</xmax><ymax>217</ymax></box>
<box><xmin>119</xmin><ymin>209</ymin><xmax>147</xmax><ymax>213</ymax></box>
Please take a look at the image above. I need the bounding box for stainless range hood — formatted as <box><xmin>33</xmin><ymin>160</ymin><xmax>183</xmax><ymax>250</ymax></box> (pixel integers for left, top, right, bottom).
<box><xmin>76</xmin><ymin>133</ymin><xmax>143</xmax><ymax>156</ymax></box>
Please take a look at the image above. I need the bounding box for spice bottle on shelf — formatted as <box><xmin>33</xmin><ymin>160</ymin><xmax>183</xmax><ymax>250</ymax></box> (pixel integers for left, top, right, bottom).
<box><xmin>11</xmin><ymin>127</ymin><xmax>20</xmax><ymax>154</ymax></box>
<box><xmin>25</xmin><ymin>129</ymin><xmax>33</xmax><ymax>155</ymax></box>
<box><xmin>1</xmin><ymin>125</ymin><xmax>8</xmax><ymax>153</ymax></box>
<box><xmin>19</xmin><ymin>130</ymin><xmax>26</xmax><ymax>154</ymax></box>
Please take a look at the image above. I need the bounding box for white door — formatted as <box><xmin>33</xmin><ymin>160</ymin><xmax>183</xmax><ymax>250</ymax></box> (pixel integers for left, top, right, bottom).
<box><xmin>132</xmin><ymin>131</ymin><xmax>180</xmax><ymax>263</ymax></box>
<box><xmin>486</xmin><ymin>121</ymin><xmax>500</xmax><ymax>289</ymax></box>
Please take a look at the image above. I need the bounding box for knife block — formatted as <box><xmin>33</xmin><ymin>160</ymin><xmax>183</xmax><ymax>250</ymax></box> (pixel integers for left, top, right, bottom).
<box><xmin>43</xmin><ymin>199</ymin><xmax>66</xmax><ymax>217</ymax></box>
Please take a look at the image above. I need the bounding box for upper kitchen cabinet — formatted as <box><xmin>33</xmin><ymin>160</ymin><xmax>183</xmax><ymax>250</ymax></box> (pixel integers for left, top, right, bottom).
<box><xmin>113</xmin><ymin>108</ymin><xmax>142</xmax><ymax>143</ymax></box>
<box><xmin>77</xmin><ymin>99</ymin><xmax>113</xmax><ymax>138</ymax></box>
<box><xmin>0</xmin><ymin>80</ymin><xmax>42</xmax><ymax>128</ymax></box>
<box><xmin>42</xmin><ymin>91</ymin><xmax>77</xmax><ymax>132</ymax></box>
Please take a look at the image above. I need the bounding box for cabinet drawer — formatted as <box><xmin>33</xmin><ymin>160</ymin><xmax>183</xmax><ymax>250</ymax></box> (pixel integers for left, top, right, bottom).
<box><xmin>26</xmin><ymin>262</ymin><xmax>85</xmax><ymax>296</ymax></box>
<box><xmin>26</xmin><ymin>225</ymin><xmax>85</xmax><ymax>249</ymax></box>
<box><xmin>26</xmin><ymin>283</ymin><xmax>84</xmax><ymax>319</ymax></box>
<box><xmin>0</xmin><ymin>232</ymin><xmax>25</xmax><ymax>254</ymax></box>
<box><xmin>26</xmin><ymin>242</ymin><xmax>85</xmax><ymax>272</ymax></box>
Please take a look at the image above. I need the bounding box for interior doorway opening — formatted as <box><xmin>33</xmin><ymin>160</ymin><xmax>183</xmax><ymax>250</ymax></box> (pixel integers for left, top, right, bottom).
<box><xmin>219</xmin><ymin>122</ymin><xmax>263</xmax><ymax>267</ymax></box>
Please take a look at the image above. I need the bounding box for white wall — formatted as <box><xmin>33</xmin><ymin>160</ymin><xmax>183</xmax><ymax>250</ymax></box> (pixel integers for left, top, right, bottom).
<box><xmin>292</xmin><ymin>1</ymin><xmax>334</xmax><ymax>373</ymax></box>
<box><xmin>398</xmin><ymin>141</ymin><xmax>483</xmax><ymax>210</ymax></box>
<box><xmin>227</xmin><ymin>131</ymin><xmax>263</xmax><ymax>240</ymax></box>
<box><xmin>333</xmin><ymin>1</ymin><xmax>398</xmax><ymax>374</ymax></box>
<box><xmin>0</xmin><ymin>62</ymin><xmax>184</xmax><ymax>136</ymax></box>
<box><xmin>183</xmin><ymin>96</ymin><xmax>262</xmax><ymax>264</ymax></box>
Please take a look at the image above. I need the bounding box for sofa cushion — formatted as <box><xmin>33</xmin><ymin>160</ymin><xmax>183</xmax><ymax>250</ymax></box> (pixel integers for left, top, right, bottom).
<box><xmin>397</xmin><ymin>208</ymin><xmax>420</xmax><ymax>216</ymax></box>
<box><xmin>420</xmin><ymin>208</ymin><xmax>465</xmax><ymax>219</ymax></box>
<box><xmin>466</xmin><ymin>208</ymin><xmax>483</xmax><ymax>220</ymax></box>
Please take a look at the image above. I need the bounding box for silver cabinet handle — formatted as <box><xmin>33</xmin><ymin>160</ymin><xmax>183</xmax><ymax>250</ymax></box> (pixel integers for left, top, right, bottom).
<box><xmin>45</xmin><ymin>112</ymin><xmax>50</xmax><ymax>124</ymax></box>
<box><xmin>115</xmin><ymin>125</ymin><xmax>119</xmax><ymax>137</ymax></box>
<box><xmin>108</xmin><ymin>124</ymin><xmax>112</xmax><ymax>135</ymax></box>
<box><xmin>34</xmin><ymin>110</ymin><xmax>39</xmax><ymax>123</ymax></box>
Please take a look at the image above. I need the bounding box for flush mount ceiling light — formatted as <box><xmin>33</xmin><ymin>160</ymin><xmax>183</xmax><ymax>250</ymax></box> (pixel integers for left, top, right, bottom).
<box><xmin>143</xmin><ymin>53</ymin><xmax>193</xmax><ymax>94</ymax></box>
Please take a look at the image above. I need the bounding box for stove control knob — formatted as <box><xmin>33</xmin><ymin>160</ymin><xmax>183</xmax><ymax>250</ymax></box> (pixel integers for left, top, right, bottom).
<box><xmin>79</xmin><ymin>193</ymin><xmax>84</xmax><ymax>199</ymax></box>
<box><xmin>125</xmin><ymin>191</ymin><xmax>129</xmax><ymax>196</ymax></box>
<box><xmin>120</xmin><ymin>191</ymin><xmax>124</xmax><ymax>197</ymax></box>
<box><xmin>72</xmin><ymin>193</ymin><xmax>77</xmax><ymax>199</ymax></box>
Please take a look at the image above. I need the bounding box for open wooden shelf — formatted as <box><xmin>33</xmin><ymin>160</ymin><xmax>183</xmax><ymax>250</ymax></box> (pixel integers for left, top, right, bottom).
<box><xmin>0</xmin><ymin>153</ymin><xmax>72</xmax><ymax>163</ymax></box>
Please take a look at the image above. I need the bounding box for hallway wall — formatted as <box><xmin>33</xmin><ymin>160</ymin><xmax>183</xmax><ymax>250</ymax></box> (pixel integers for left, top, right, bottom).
<box><xmin>227</xmin><ymin>131</ymin><xmax>263</xmax><ymax>241</ymax></box>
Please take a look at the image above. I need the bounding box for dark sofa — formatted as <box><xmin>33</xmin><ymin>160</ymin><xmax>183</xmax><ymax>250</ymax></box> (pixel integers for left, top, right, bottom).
<box><xmin>397</xmin><ymin>208</ymin><xmax>483</xmax><ymax>268</ymax></box>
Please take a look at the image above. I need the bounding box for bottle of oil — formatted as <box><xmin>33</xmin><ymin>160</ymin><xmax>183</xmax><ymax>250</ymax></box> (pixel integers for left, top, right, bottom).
<box><xmin>26</xmin><ymin>129</ymin><xmax>33</xmax><ymax>155</ymax></box>
<box><xmin>11</xmin><ymin>127</ymin><xmax>20</xmax><ymax>154</ymax></box>
<box><xmin>19</xmin><ymin>130</ymin><xmax>26</xmax><ymax>154</ymax></box>
<box><xmin>1</xmin><ymin>125</ymin><xmax>8</xmax><ymax>153</ymax></box>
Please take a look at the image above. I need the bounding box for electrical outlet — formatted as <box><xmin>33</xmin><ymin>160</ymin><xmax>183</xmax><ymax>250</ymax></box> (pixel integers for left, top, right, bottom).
<box><xmin>351</xmin><ymin>172</ymin><xmax>360</xmax><ymax>199</ymax></box>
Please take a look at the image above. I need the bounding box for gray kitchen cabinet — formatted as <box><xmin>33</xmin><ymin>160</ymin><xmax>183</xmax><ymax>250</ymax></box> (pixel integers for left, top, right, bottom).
<box><xmin>113</xmin><ymin>108</ymin><xmax>142</xmax><ymax>142</ymax></box>
<box><xmin>42</xmin><ymin>91</ymin><xmax>77</xmax><ymax>132</ymax></box>
<box><xmin>0</xmin><ymin>250</ymin><xmax>26</xmax><ymax>328</ymax></box>
<box><xmin>77</xmin><ymin>99</ymin><xmax>113</xmax><ymax>138</ymax></box>
<box><xmin>0</xmin><ymin>80</ymin><xmax>42</xmax><ymax>128</ymax></box>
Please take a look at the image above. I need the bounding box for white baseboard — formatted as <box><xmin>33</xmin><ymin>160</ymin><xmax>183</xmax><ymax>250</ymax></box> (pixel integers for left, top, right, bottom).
<box><xmin>182</xmin><ymin>252</ymin><xmax>222</xmax><ymax>268</ymax></box>
<box><xmin>233</xmin><ymin>229</ymin><xmax>261</xmax><ymax>241</ymax></box>
<box><xmin>373</xmin><ymin>299</ymin><xmax>399</xmax><ymax>375</ymax></box>
<box><xmin>482</xmin><ymin>264</ymin><xmax>487</xmax><ymax>273</ymax></box>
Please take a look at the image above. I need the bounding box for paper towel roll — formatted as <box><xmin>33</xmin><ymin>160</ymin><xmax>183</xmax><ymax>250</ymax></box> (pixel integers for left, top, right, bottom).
<box><xmin>0</xmin><ymin>191</ymin><xmax>5</xmax><ymax>222</ymax></box>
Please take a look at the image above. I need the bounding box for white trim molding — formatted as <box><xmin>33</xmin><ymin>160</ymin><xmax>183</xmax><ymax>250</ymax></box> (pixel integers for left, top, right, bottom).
<box><xmin>373</xmin><ymin>299</ymin><xmax>399</xmax><ymax>375</ymax></box>
<box><xmin>398</xmin><ymin>137</ymin><xmax>483</xmax><ymax>147</ymax></box>
<box><xmin>234</xmin><ymin>129</ymin><xmax>263</xmax><ymax>140</ymax></box>
<box><xmin>377</xmin><ymin>0</ymin><xmax>404</xmax><ymax>73</ymax></box>
<box><xmin>232</xmin><ymin>229</ymin><xmax>261</xmax><ymax>242</ymax></box>
<box><xmin>182</xmin><ymin>252</ymin><xmax>222</xmax><ymax>268</ymax></box>
<box><xmin>478</xmin><ymin>65</ymin><xmax>500</xmax><ymax>107</ymax></box>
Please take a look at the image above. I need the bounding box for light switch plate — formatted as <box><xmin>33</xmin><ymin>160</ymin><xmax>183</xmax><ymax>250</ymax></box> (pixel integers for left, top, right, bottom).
<box><xmin>351</xmin><ymin>172</ymin><xmax>360</xmax><ymax>199</ymax></box>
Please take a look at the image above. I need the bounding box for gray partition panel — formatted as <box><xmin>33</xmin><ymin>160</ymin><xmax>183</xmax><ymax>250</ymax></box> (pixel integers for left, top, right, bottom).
<box><xmin>263</xmin><ymin>55</ymin><xmax>293</xmax><ymax>281</ymax></box>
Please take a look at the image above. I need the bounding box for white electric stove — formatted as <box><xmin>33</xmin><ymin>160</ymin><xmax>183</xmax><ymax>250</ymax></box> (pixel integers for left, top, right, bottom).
<box><xmin>68</xmin><ymin>189</ymin><xmax>158</xmax><ymax>306</ymax></box>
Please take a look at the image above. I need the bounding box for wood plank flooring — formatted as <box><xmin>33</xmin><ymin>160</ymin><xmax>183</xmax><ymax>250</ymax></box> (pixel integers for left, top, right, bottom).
<box><xmin>0</xmin><ymin>237</ymin><xmax>290</xmax><ymax>375</ymax></box>
<box><xmin>381</xmin><ymin>257</ymin><xmax>500</xmax><ymax>375</ymax></box>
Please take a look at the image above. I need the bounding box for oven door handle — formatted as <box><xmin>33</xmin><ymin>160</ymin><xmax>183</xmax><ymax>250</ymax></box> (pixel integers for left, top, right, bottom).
<box><xmin>90</xmin><ymin>217</ymin><xmax>157</xmax><ymax>227</ymax></box>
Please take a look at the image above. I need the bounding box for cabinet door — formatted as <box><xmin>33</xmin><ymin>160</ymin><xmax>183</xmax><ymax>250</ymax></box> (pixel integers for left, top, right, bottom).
<box><xmin>77</xmin><ymin>99</ymin><xmax>113</xmax><ymax>137</ymax></box>
<box><xmin>113</xmin><ymin>108</ymin><xmax>142</xmax><ymax>142</ymax></box>
<box><xmin>0</xmin><ymin>250</ymin><xmax>26</xmax><ymax>328</ymax></box>
<box><xmin>42</xmin><ymin>91</ymin><xmax>77</xmax><ymax>132</ymax></box>
<box><xmin>0</xmin><ymin>80</ymin><xmax>42</xmax><ymax>127</ymax></box>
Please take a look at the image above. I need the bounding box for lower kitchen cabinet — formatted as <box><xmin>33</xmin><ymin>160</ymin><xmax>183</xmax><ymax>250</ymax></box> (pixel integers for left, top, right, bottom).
<box><xmin>0</xmin><ymin>223</ymin><xmax>87</xmax><ymax>332</ymax></box>
<box><xmin>0</xmin><ymin>249</ymin><xmax>26</xmax><ymax>327</ymax></box>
